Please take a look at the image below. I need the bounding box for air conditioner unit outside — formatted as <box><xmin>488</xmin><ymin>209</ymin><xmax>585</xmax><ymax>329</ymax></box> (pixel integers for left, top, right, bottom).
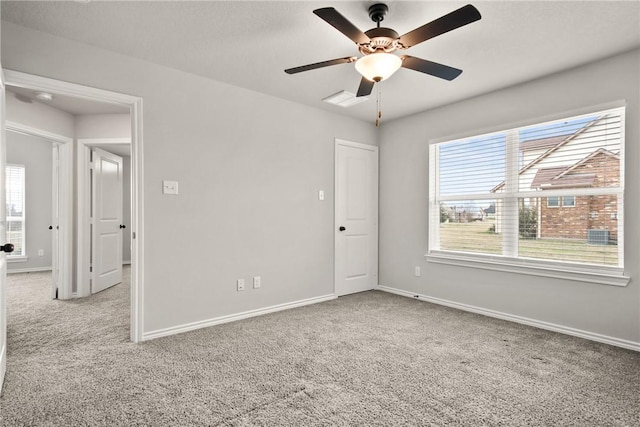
<box><xmin>587</xmin><ymin>229</ymin><xmax>609</xmax><ymax>245</ymax></box>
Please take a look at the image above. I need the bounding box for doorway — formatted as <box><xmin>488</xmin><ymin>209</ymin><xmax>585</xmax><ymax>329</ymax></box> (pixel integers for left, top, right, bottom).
<box><xmin>4</xmin><ymin>124</ymin><xmax>73</xmax><ymax>299</ymax></box>
<box><xmin>2</xmin><ymin>70</ymin><xmax>144</xmax><ymax>343</ymax></box>
<box><xmin>334</xmin><ymin>139</ymin><xmax>379</xmax><ymax>296</ymax></box>
<box><xmin>78</xmin><ymin>141</ymin><xmax>131</xmax><ymax>296</ymax></box>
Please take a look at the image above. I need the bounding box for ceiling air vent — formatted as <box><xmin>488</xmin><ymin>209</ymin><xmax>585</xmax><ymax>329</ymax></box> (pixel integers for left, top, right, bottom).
<box><xmin>322</xmin><ymin>90</ymin><xmax>368</xmax><ymax>108</ymax></box>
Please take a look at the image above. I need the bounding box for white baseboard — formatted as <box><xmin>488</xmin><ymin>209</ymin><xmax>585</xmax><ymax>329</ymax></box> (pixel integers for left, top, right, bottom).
<box><xmin>143</xmin><ymin>294</ymin><xmax>337</xmax><ymax>341</ymax></box>
<box><xmin>377</xmin><ymin>285</ymin><xmax>640</xmax><ymax>352</ymax></box>
<box><xmin>7</xmin><ymin>266</ymin><xmax>52</xmax><ymax>274</ymax></box>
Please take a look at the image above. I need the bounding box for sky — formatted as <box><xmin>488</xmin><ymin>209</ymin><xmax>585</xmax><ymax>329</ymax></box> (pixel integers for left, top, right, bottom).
<box><xmin>438</xmin><ymin>115</ymin><xmax>597</xmax><ymax>200</ymax></box>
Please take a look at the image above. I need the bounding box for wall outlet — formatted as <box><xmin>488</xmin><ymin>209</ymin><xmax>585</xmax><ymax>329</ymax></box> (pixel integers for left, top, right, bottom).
<box><xmin>38</xmin><ymin>249</ymin><xmax>45</xmax><ymax>257</ymax></box>
<box><xmin>414</xmin><ymin>266</ymin><xmax>421</xmax><ymax>277</ymax></box>
<box><xmin>253</xmin><ymin>276</ymin><xmax>261</xmax><ymax>289</ymax></box>
<box><xmin>237</xmin><ymin>279</ymin><xmax>245</xmax><ymax>291</ymax></box>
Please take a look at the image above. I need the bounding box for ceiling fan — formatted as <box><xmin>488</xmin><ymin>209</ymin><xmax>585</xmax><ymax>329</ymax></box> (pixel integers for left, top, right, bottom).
<box><xmin>285</xmin><ymin>3</ymin><xmax>481</xmax><ymax>97</ymax></box>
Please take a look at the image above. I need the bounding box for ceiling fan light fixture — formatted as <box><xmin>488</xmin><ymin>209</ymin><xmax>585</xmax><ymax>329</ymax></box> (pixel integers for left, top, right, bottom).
<box><xmin>355</xmin><ymin>52</ymin><xmax>402</xmax><ymax>82</ymax></box>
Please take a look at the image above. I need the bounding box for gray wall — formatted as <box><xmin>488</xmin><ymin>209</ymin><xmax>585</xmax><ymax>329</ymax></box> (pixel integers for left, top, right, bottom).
<box><xmin>1</xmin><ymin>21</ymin><xmax>378</xmax><ymax>334</ymax></box>
<box><xmin>378</xmin><ymin>49</ymin><xmax>640</xmax><ymax>345</ymax></box>
<box><xmin>6</xmin><ymin>131</ymin><xmax>53</xmax><ymax>271</ymax></box>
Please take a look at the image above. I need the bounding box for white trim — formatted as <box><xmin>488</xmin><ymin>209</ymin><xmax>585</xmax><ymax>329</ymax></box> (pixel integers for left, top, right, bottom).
<box><xmin>78</xmin><ymin>137</ymin><xmax>131</xmax><ymax>145</ymax></box>
<box><xmin>0</xmin><ymin>343</ymin><xmax>5</xmax><ymax>391</ymax></box>
<box><xmin>143</xmin><ymin>294</ymin><xmax>337</xmax><ymax>341</ymax></box>
<box><xmin>5</xmin><ymin>122</ymin><xmax>73</xmax><ymax>300</ymax></box>
<box><xmin>130</xmin><ymin>98</ymin><xmax>144</xmax><ymax>343</ymax></box>
<box><xmin>3</xmin><ymin>70</ymin><xmax>140</xmax><ymax>105</ymax></box>
<box><xmin>377</xmin><ymin>285</ymin><xmax>640</xmax><ymax>352</ymax></box>
<box><xmin>7</xmin><ymin>266</ymin><xmax>52</xmax><ymax>274</ymax></box>
<box><xmin>426</xmin><ymin>251</ymin><xmax>629</xmax><ymax>287</ymax></box>
<box><xmin>5</xmin><ymin>70</ymin><xmax>144</xmax><ymax>343</ymax></box>
<box><xmin>76</xmin><ymin>143</ymin><xmax>91</xmax><ymax>298</ymax></box>
<box><xmin>5</xmin><ymin>122</ymin><xmax>73</xmax><ymax>145</ymax></box>
<box><xmin>123</xmin><ymin>260</ymin><xmax>131</xmax><ymax>265</ymax></box>
<box><xmin>335</xmin><ymin>138</ymin><xmax>378</xmax><ymax>152</ymax></box>
<box><xmin>7</xmin><ymin>256</ymin><xmax>28</xmax><ymax>263</ymax></box>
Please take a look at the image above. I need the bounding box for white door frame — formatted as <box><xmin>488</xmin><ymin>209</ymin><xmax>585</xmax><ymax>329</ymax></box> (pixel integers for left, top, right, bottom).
<box><xmin>4</xmin><ymin>70</ymin><xmax>145</xmax><ymax>343</ymax></box>
<box><xmin>1</xmin><ymin>66</ymin><xmax>7</xmax><ymax>391</ymax></box>
<box><xmin>77</xmin><ymin>138</ymin><xmax>130</xmax><ymax>298</ymax></box>
<box><xmin>334</xmin><ymin>138</ymin><xmax>379</xmax><ymax>295</ymax></box>
<box><xmin>5</xmin><ymin>122</ymin><xmax>73</xmax><ymax>299</ymax></box>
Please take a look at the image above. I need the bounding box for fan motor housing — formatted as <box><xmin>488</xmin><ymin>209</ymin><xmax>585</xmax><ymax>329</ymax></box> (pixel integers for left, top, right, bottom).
<box><xmin>360</xmin><ymin>27</ymin><xmax>401</xmax><ymax>54</ymax></box>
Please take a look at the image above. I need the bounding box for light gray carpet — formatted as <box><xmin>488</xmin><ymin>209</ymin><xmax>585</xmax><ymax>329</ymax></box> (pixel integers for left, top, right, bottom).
<box><xmin>1</xmin><ymin>269</ymin><xmax>638</xmax><ymax>426</ymax></box>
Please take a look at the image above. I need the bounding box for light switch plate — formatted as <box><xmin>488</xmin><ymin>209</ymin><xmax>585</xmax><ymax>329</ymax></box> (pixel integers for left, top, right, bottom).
<box><xmin>163</xmin><ymin>180</ymin><xmax>179</xmax><ymax>195</ymax></box>
<box><xmin>318</xmin><ymin>190</ymin><xmax>325</xmax><ymax>201</ymax></box>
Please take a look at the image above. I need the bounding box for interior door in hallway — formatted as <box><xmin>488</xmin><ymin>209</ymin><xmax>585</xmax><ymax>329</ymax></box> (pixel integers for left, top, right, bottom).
<box><xmin>1</xmin><ymin>67</ymin><xmax>8</xmax><ymax>390</ymax></box>
<box><xmin>335</xmin><ymin>139</ymin><xmax>378</xmax><ymax>296</ymax></box>
<box><xmin>91</xmin><ymin>148</ymin><xmax>123</xmax><ymax>293</ymax></box>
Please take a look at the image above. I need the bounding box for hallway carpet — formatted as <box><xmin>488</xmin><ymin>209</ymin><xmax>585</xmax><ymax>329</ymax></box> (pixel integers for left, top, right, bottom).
<box><xmin>1</xmin><ymin>269</ymin><xmax>638</xmax><ymax>426</ymax></box>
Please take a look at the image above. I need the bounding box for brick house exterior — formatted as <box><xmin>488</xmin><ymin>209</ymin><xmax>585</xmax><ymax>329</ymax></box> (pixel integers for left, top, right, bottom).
<box><xmin>537</xmin><ymin>150</ymin><xmax>619</xmax><ymax>241</ymax></box>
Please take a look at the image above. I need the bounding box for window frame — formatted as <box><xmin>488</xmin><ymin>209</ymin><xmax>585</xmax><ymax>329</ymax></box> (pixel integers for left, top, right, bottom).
<box><xmin>5</xmin><ymin>164</ymin><xmax>27</xmax><ymax>260</ymax></box>
<box><xmin>427</xmin><ymin>106</ymin><xmax>628</xmax><ymax>287</ymax></box>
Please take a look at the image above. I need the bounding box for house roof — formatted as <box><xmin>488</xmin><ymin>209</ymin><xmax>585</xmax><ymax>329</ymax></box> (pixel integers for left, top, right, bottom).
<box><xmin>520</xmin><ymin>135</ymin><xmax>570</xmax><ymax>152</ymax></box>
<box><xmin>532</xmin><ymin>169</ymin><xmax>596</xmax><ymax>189</ymax></box>
<box><xmin>491</xmin><ymin>116</ymin><xmax>604</xmax><ymax>192</ymax></box>
<box><xmin>530</xmin><ymin>167</ymin><xmax>569</xmax><ymax>188</ymax></box>
<box><xmin>530</xmin><ymin>148</ymin><xmax>619</xmax><ymax>189</ymax></box>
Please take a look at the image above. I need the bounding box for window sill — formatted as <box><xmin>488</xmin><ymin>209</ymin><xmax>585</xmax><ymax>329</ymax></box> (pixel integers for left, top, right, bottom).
<box><xmin>426</xmin><ymin>251</ymin><xmax>629</xmax><ymax>287</ymax></box>
<box><xmin>7</xmin><ymin>256</ymin><xmax>28</xmax><ymax>263</ymax></box>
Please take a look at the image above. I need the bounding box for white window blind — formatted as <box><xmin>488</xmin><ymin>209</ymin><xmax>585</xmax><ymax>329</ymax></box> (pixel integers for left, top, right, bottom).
<box><xmin>6</xmin><ymin>165</ymin><xmax>26</xmax><ymax>257</ymax></box>
<box><xmin>429</xmin><ymin>107</ymin><xmax>624</xmax><ymax>271</ymax></box>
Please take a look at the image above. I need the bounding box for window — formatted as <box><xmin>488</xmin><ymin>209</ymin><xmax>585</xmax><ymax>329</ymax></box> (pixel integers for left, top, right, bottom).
<box><xmin>429</xmin><ymin>107</ymin><xmax>625</xmax><ymax>281</ymax></box>
<box><xmin>5</xmin><ymin>165</ymin><xmax>26</xmax><ymax>257</ymax></box>
<box><xmin>562</xmin><ymin>196</ymin><xmax>575</xmax><ymax>207</ymax></box>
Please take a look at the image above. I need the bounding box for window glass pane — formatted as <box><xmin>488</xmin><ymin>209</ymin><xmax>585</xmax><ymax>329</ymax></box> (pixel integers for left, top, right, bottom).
<box><xmin>519</xmin><ymin>196</ymin><xmax>618</xmax><ymax>266</ymax></box>
<box><xmin>6</xmin><ymin>220</ymin><xmax>24</xmax><ymax>256</ymax></box>
<box><xmin>439</xmin><ymin>134</ymin><xmax>506</xmax><ymax>196</ymax></box>
<box><xmin>562</xmin><ymin>196</ymin><xmax>575</xmax><ymax>207</ymax></box>
<box><xmin>5</xmin><ymin>165</ymin><xmax>25</xmax><ymax>257</ymax></box>
<box><xmin>439</xmin><ymin>200</ymin><xmax>500</xmax><ymax>254</ymax></box>
<box><xmin>547</xmin><ymin>196</ymin><xmax>559</xmax><ymax>207</ymax></box>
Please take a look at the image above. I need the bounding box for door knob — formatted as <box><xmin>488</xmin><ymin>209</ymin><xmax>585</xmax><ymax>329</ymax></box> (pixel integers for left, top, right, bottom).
<box><xmin>339</xmin><ymin>226</ymin><xmax>346</xmax><ymax>231</ymax></box>
<box><xmin>49</xmin><ymin>225</ymin><xmax>53</xmax><ymax>230</ymax></box>
<box><xmin>120</xmin><ymin>224</ymin><xmax>126</xmax><ymax>229</ymax></box>
<box><xmin>1</xmin><ymin>243</ymin><xmax>15</xmax><ymax>253</ymax></box>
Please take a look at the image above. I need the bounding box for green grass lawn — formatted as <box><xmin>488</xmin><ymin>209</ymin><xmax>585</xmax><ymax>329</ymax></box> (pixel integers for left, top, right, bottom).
<box><xmin>440</xmin><ymin>221</ymin><xmax>618</xmax><ymax>266</ymax></box>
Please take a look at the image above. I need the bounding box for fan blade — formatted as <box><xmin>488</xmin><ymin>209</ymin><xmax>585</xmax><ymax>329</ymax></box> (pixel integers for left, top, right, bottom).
<box><xmin>399</xmin><ymin>4</ymin><xmax>481</xmax><ymax>48</ymax></box>
<box><xmin>356</xmin><ymin>77</ymin><xmax>375</xmax><ymax>97</ymax></box>
<box><xmin>313</xmin><ymin>7</ymin><xmax>370</xmax><ymax>45</ymax></box>
<box><xmin>401</xmin><ymin>56</ymin><xmax>462</xmax><ymax>81</ymax></box>
<box><xmin>285</xmin><ymin>56</ymin><xmax>357</xmax><ymax>74</ymax></box>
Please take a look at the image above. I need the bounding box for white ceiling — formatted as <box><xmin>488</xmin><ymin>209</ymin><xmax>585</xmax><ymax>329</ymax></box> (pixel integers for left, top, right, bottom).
<box><xmin>2</xmin><ymin>1</ymin><xmax>639</xmax><ymax>123</ymax></box>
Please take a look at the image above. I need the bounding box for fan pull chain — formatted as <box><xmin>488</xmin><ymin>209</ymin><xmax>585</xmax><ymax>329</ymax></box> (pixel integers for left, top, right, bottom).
<box><xmin>375</xmin><ymin>81</ymin><xmax>382</xmax><ymax>127</ymax></box>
